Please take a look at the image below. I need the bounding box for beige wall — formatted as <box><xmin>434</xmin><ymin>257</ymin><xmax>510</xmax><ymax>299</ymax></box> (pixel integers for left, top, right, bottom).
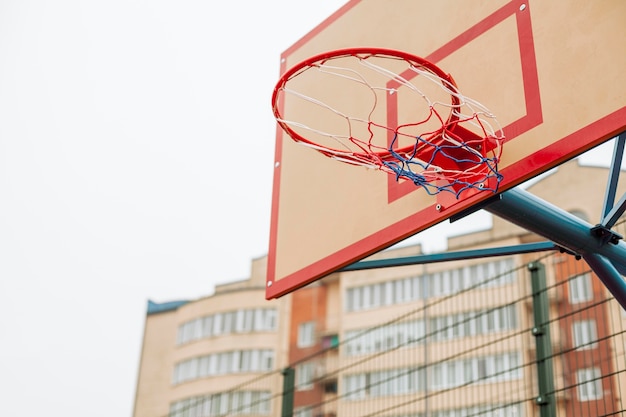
<box><xmin>133</xmin><ymin>309</ymin><xmax>178</xmax><ymax>417</ymax></box>
<box><xmin>133</xmin><ymin>259</ymin><xmax>290</xmax><ymax>417</ymax></box>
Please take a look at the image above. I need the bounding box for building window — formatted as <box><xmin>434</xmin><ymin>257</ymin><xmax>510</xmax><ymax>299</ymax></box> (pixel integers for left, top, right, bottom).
<box><xmin>345</xmin><ymin>259</ymin><xmax>515</xmax><ymax>312</ymax></box>
<box><xmin>343</xmin><ymin>305</ymin><xmax>517</xmax><ymax>356</ymax></box>
<box><xmin>572</xmin><ymin>320</ymin><xmax>598</xmax><ymax>350</ymax></box>
<box><xmin>343</xmin><ymin>367</ymin><xmax>425</xmax><ymax>399</ymax></box>
<box><xmin>343</xmin><ymin>353</ymin><xmax>520</xmax><ymax>400</ymax></box>
<box><xmin>176</xmin><ymin>308</ymin><xmax>278</xmax><ymax>345</ymax></box>
<box><xmin>324</xmin><ymin>380</ymin><xmax>338</xmax><ymax>393</ymax></box>
<box><xmin>169</xmin><ymin>391</ymin><xmax>271</xmax><ymax>417</ymax></box>
<box><xmin>322</xmin><ymin>334</ymin><xmax>339</xmax><ymax>349</ymax></box>
<box><xmin>172</xmin><ymin>349</ymin><xmax>275</xmax><ymax>384</ymax></box>
<box><xmin>296</xmin><ymin>362</ymin><xmax>315</xmax><ymax>391</ymax></box>
<box><xmin>577</xmin><ymin>368</ymin><xmax>603</xmax><ymax>401</ymax></box>
<box><xmin>569</xmin><ymin>273</ymin><xmax>593</xmax><ymax>304</ymax></box>
<box><xmin>297</xmin><ymin>321</ymin><xmax>316</xmax><ymax>348</ymax></box>
<box><xmin>235</xmin><ymin>309</ymin><xmax>253</xmax><ymax>332</ymax></box>
<box><xmin>294</xmin><ymin>407</ymin><xmax>313</xmax><ymax>417</ymax></box>
<box><xmin>343</xmin><ymin>373</ymin><xmax>367</xmax><ymax>399</ymax></box>
<box><xmin>430</xmin><ymin>404</ymin><xmax>522</xmax><ymax>417</ymax></box>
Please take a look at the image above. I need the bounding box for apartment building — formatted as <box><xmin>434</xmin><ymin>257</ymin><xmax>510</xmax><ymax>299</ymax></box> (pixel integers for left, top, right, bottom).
<box><xmin>132</xmin><ymin>257</ymin><xmax>290</xmax><ymax>417</ymax></box>
<box><xmin>133</xmin><ymin>160</ymin><xmax>626</xmax><ymax>417</ymax></box>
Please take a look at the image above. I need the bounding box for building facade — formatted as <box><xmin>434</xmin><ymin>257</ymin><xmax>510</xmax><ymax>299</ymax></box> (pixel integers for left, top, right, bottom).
<box><xmin>132</xmin><ymin>257</ymin><xmax>291</xmax><ymax>417</ymax></box>
<box><xmin>133</xmin><ymin>160</ymin><xmax>626</xmax><ymax>417</ymax></box>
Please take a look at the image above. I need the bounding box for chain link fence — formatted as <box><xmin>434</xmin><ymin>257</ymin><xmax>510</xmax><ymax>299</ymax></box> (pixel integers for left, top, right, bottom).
<box><xmin>167</xmin><ymin>222</ymin><xmax>626</xmax><ymax>417</ymax></box>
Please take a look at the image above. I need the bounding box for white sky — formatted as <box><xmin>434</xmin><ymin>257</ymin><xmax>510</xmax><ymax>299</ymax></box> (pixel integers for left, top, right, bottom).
<box><xmin>0</xmin><ymin>1</ymin><xmax>620</xmax><ymax>416</ymax></box>
<box><xmin>0</xmin><ymin>1</ymin><xmax>347</xmax><ymax>416</ymax></box>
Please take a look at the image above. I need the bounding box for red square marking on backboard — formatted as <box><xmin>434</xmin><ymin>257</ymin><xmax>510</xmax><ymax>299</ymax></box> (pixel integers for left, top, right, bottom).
<box><xmin>387</xmin><ymin>0</ymin><xmax>542</xmax><ymax>203</ymax></box>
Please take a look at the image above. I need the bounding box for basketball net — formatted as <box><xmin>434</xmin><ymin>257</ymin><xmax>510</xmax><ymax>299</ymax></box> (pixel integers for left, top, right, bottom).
<box><xmin>272</xmin><ymin>48</ymin><xmax>505</xmax><ymax>198</ymax></box>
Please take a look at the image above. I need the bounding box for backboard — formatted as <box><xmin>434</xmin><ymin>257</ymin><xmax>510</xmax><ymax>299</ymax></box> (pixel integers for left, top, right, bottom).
<box><xmin>266</xmin><ymin>0</ymin><xmax>626</xmax><ymax>299</ymax></box>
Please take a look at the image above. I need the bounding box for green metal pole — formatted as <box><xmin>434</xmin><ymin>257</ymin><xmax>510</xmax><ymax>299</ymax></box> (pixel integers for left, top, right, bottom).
<box><xmin>281</xmin><ymin>367</ymin><xmax>295</xmax><ymax>417</ymax></box>
<box><xmin>528</xmin><ymin>262</ymin><xmax>556</xmax><ymax>417</ymax></box>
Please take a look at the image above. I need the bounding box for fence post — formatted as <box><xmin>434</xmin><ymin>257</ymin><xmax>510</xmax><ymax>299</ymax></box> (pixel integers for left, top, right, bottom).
<box><xmin>528</xmin><ymin>262</ymin><xmax>556</xmax><ymax>417</ymax></box>
<box><xmin>281</xmin><ymin>367</ymin><xmax>295</xmax><ymax>417</ymax></box>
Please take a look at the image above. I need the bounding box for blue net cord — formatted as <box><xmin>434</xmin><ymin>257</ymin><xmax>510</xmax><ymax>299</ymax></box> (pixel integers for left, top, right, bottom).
<box><xmin>382</xmin><ymin>132</ymin><xmax>503</xmax><ymax>199</ymax></box>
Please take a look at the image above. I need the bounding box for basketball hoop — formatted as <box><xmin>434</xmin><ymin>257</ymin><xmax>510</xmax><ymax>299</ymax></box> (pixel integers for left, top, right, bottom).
<box><xmin>272</xmin><ymin>47</ymin><xmax>505</xmax><ymax>198</ymax></box>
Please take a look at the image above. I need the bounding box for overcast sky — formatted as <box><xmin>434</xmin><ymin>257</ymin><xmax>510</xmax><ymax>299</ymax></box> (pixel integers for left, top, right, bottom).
<box><xmin>0</xmin><ymin>1</ymin><xmax>349</xmax><ymax>416</ymax></box>
<box><xmin>0</xmin><ymin>1</ymin><xmax>620</xmax><ymax>416</ymax></box>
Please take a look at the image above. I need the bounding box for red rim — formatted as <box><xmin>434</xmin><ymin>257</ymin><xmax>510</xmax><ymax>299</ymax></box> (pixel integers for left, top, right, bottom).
<box><xmin>271</xmin><ymin>47</ymin><xmax>461</xmax><ymax>160</ymax></box>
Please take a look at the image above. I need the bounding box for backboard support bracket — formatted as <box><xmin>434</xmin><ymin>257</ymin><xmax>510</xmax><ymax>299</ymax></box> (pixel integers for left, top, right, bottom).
<box><xmin>486</xmin><ymin>187</ymin><xmax>626</xmax><ymax>310</ymax></box>
<box><xmin>341</xmin><ymin>240</ymin><xmax>557</xmax><ymax>272</ymax></box>
<box><xmin>343</xmin><ymin>184</ymin><xmax>626</xmax><ymax>310</ymax></box>
<box><xmin>449</xmin><ymin>194</ymin><xmax>503</xmax><ymax>223</ymax></box>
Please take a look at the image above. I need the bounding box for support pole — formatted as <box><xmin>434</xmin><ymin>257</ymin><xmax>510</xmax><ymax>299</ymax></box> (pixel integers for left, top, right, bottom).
<box><xmin>528</xmin><ymin>262</ymin><xmax>556</xmax><ymax>417</ymax></box>
<box><xmin>601</xmin><ymin>134</ymin><xmax>625</xmax><ymax>220</ymax></box>
<box><xmin>342</xmin><ymin>241</ymin><xmax>556</xmax><ymax>271</ymax></box>
<box><xmin>281</xmin><ymin>367</ymin><xmax>295</xmax><ymax>417</ymax></box>
<box><xmin>583</xmin><ymin>253</ymin><xmax>626</xmax><ymax>307</ymax></box>
<box><xmin>486</xmin><ymin>188</ymin><xmax>626</xmax><ymax>310</ymax></box>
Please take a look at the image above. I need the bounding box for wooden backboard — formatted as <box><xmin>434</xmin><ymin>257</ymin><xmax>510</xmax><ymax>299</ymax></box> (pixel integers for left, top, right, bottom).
<box><xmin>266</xmin><ymin>0</ymin><xmax>626</xmax><ymax>299</ymax></box>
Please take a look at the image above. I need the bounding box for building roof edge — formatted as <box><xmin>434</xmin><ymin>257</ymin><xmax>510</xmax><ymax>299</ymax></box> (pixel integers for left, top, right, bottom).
<box><xmin>146</xmin><ymin>299</ymin><xmax>189</xmax><ymax>315</ymax></box>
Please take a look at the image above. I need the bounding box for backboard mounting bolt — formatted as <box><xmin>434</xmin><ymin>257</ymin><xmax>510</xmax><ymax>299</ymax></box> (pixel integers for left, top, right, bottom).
<box><xmin>436</xmin><ymin>204</ymin><xmax>442</xmax><ymax>211</ymax></box>
<box><xmin>520</xmin><ymin>4</ymin><xmax>527</xmax><ymax>11</ymax></box>
<box><xmin>275</xmin><ymin>161</ymin><xmax>280</xmax><ymax>168</ymax></box>
<box><xmin>267</xmin><ymin>281</ymin><xmax>273</xmax><ymax>287</ymax></box>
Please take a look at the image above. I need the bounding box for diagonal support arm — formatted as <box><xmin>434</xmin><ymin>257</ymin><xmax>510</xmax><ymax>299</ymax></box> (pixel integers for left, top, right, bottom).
<box><xmin>486</xmin><ymin>188</ymin><xmax>626</xmax><ymax>310</ymax></box>
<box><xmin>601</xmin><ymin>134</ymin><xmax>625</xmax><ymax>222</ymax></box>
